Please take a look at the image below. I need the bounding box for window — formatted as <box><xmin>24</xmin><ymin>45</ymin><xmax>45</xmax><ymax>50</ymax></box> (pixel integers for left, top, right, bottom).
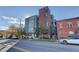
<box><xmin>45</xmin><ymin>13</ymin><xmax>49</xmax><ymax>27</ymax></box>
<box><xmin>60</xmin><ymin>32</ymin><xmax>64</xmax><ymax>39</ymax></box>
<box><xmin>60</xmin><ymin>23</ymin><xmax>63</xmax><ymax>28</ymax></box>
<box><xmin>77</xmin><ymin>21</ymin><xmax>79</xmax><ymax>27</ymax></box>
<box><xmin>67</xmin><ymin>22</ymin><xmax>73</xmax><ymax>28</ymax></box>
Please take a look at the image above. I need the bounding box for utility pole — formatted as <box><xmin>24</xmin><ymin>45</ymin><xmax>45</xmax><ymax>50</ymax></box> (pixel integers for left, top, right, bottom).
<box><xmin>20</xmin><ymin>16</ymin><xmax>24</xmax><ymax>27</ymax></box>
<box><xmin>20</xmin><ymin>16</ymin><xmax>22</xmax><ymax>27</ymax></box>
<box><xmin>19</xmin><ymin>16</ymin><xmax>24</xmax><ymax>39</ymax></box>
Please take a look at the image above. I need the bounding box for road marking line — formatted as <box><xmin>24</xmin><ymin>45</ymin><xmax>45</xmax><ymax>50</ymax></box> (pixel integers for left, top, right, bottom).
<box><xmin>12</xmin><ymin>46</ymin><xmax>30</xmax><ymax>52</ymax></box>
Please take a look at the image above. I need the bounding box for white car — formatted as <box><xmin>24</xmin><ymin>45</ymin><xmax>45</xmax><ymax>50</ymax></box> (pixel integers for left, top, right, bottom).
<box><xmin>59</xmin><ymin>36</ymin><xmax>79</xmax><ymax>44</ymax></box>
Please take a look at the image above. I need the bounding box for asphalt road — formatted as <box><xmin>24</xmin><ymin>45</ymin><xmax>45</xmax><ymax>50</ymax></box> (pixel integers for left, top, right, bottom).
<box><xmin>7</xmin><ymin>40</ymin><xmax>79</xmax><ymax>52</ymax></box>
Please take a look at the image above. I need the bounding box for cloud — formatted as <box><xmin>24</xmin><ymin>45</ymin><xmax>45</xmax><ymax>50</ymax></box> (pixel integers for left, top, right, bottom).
<box><xmin>16</xmin><ymin>21</ymin><xmax>25</xmax><ymax>26</ymax></box>
<box><xmin>20</xmin><ymin>15</ymin><xmax>32</xmax><ymax>25</ymax></box>
<box><xmin>2</xmin><ymin>16</ymin><xmax>18</xmax><ymax>20</ymax></box>
<box><xmin>21</xmin><ymin>21</ymin><xmax>25</xmax><ymax>25</ymax></box>
<box><xmin>19</xmin><ymin>15</ymin><xmax>31</xmax><ymax>25</ymax></box>
<box><xmin>0</xmin><ymin>26</ymin><xmax>8</xmax><ymax>30</ymax></box>
<box><xmin>8</xmin><ymin>20</ymin><xmax>18</xmax><ymax>24</ymax></box>
<box><xmin>24</xmin><ymin>15</ymin><xmax>31</xmax><ymax>18</ymax></box>
<box><xmin>2</xmin><ymin>16</ymin><xmax>19</xmax><ymax>24</ymax></box>
<box><xmin>1</xmin><ymin>15</ymin><xmax>30</xmax><ymax>29</ymax></box>
<box><xmin>1</xmin><ymin>15</ymin><xmax>31</xmax><ymax>27</ymax></box>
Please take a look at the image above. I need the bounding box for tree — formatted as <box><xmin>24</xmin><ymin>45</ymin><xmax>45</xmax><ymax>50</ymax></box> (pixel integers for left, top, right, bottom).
<box><xmin>34</xmin><ymin>26</ymin><xmax>40</xmax><ymax>37</ymax></box>
<box><xmin>8</xmin><ymin>24</ymin><xmax>17</xmax><ymax>34</ymax></box>
<box><xmin>16</xmin><ymin>26</ymin><xmax>25</xmax><ymax>39</ymax></box>
<box><xmin>0</xmin><ymin>32</ymin><xmax>3</xmax><ymax>38</ymax></box>
<box><xmin>5</xmin><ymin>24</ymin><xmax>17</xmax><ymax>38</ymax></box>
<box><xmin>34</xmin><ymin>26</ymin><xmax>49</xmax><ymax>39</ymax></box>
<box><xmin>8</xmin><ymin>24</ymin><xmax>25</xmax><ymax>39</ymax></box>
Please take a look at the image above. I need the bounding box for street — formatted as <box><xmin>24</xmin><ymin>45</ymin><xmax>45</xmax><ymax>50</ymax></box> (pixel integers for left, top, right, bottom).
<box><xmin>7</xmin><ymin>39</ymin><xmax>79</xmax><ymax>52</ymax></box>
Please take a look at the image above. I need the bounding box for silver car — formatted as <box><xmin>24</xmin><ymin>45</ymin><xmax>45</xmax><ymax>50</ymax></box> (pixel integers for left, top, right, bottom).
<box><xmin>59</xmin><ymin>36</ymin><xmax>79</xmax><ymax>44</ymax></box>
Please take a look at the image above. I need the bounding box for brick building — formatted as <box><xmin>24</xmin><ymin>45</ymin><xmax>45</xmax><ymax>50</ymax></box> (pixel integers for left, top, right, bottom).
<box><xmin>39</xmin><ymin>6</ymin><xmax>52</xmax><ymax>28</ymax></box>
<box><xmin>39</xmin><ymin>6</ymin><xmax>57</xmax><ymax>39</ymax></box>
<box><xmin>56</xmin><ymin>17</ymin><xmax>79</xmax><ymax>39</ymax></box>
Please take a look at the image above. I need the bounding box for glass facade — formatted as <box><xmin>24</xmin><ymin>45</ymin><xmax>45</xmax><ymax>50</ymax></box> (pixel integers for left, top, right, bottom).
<box><xmin>51</xmin><ymin>15</ymin><xmax>57</xmax><ymax>39</ymax></box>
<box><xmin>45</xmin><ymin>13</ymin><xmax>49</xmax><ymax>27</ymax></box>
<box><xmin>25</xmin><ymin>15</ymin><xmax>38</xmax><ymax>38</ymax></box>
<box><xmin>25</xmin><ymin>19</ymin><xmax>29</xmax><ymax>33</ymax></box>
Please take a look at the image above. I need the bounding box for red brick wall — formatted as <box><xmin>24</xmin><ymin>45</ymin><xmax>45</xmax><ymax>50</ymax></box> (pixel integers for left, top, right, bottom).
<box><xmin>57</xmin><ymin>18</ymin><xmax>79</xmax><ymax>39</ymax></box>
<box><xmin>39</xmin><ymin>7</ymin><xmax>52</xmax><ymax>38</ymax></box>
<box><xmin>39</xmin><ymin>9</ymin><xmax>46</xmax><ymax>27</ymax></box>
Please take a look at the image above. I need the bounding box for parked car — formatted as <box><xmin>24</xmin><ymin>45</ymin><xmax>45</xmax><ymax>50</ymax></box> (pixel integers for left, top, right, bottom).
<box><xmin>59</xmin><ymin>35</ymin><xmax>79</xmax><ymax>44</ymax></box>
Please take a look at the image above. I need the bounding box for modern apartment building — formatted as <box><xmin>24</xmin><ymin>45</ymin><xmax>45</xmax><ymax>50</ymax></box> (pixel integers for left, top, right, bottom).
<box><xmin>39</xmin><ymin>6</ymin><xmax>57</xmax><ymax>39</ymax></box>
<box><xmin>25</xmin><ymin>15</ymin><xmax>39</xmax><ymax>38</ymax></box>
<box><xmin>56</xmin><ymin>17</ymin><xmax>79</xmax><ymax>39</ymax></box>
<box><xmin>24</xmin><ymin>6</ymin><xmax>57</xmax><ymax>39</ymax></box>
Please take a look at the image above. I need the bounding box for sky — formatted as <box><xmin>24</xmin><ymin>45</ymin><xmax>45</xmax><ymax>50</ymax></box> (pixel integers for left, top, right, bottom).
<box><xmin>0</xmin><ymin>6</ymin><xmax>79</xmax><ymax>30</ymax></box>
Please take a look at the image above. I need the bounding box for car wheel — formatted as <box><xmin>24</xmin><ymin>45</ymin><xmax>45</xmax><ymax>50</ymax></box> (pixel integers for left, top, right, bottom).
<box><xmin>63</xmin><ymin>40</ymin><xmax>68</xmax><ymax>45</ymax></box>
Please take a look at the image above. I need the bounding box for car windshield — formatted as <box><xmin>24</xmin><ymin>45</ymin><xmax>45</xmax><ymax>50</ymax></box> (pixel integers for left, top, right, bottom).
<box><xmin>69</xmin><ymin>37</ymin><xmax>79</xmax><ymax>39</ymax></box>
